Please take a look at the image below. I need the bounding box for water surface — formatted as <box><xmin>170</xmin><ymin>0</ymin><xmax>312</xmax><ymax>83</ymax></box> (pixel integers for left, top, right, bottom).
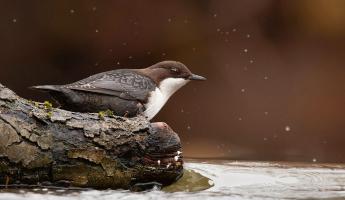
<box><xmin>1</xmin><ymin>160</ymin><xmax>345</xmax><ymax>200</ymax></box>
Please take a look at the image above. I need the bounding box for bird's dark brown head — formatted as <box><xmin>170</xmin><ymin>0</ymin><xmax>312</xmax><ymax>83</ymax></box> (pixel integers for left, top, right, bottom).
<box><xmin>142</xmin><ymin>61</ymin><xmax>206</xmax><ymax>83</ymax></box>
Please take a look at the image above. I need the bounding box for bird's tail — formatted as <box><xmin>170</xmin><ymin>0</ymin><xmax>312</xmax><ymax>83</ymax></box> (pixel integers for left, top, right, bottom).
<box><xmin>29</xmin><ymin>85</ymin><xmax>61</xmax><ymax>92</ymax></box>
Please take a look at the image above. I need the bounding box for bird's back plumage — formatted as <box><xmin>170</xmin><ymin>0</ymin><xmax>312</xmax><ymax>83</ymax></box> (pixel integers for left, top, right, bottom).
<box><xmin>31</xmin><ymin>69</ymin><xmax>157</xmax><ymax>117</ymax></box>
<box><xmin>62</xmin><ymin>69</ymin><xmax>156</xmax><ymax>101</ymax></box>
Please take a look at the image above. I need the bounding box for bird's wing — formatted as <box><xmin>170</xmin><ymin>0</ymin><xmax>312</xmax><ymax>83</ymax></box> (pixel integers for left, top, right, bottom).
<box><xmin>62</xmin><ymin>69</ymin><xmax>156</xmax><ymax>102</ymax></box>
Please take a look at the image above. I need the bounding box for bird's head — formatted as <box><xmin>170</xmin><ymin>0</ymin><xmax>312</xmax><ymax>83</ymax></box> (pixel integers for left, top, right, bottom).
<box><xmin>142</xmin><ymin>61</ymin><xmax>206</xmax><ymax>97</ymax></box>
<box><xmin>146</xmin><ymin>61</ymin><xmax>206</xmax><ymax>83</ymax></box>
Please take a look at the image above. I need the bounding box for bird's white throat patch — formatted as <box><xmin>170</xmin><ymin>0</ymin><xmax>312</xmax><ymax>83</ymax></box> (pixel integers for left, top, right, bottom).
<box><xmin>144</xmin><ymin>78</ymin><xmax>189</xmax><ymax>120</ymax></box>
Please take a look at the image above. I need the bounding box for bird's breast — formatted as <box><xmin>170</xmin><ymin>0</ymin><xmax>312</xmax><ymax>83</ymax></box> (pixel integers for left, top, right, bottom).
<box><xmin>143</xmin><ymin>78</ymin><xmax>189</xmax><ymax>120</ymax></box>
<box><xmin>144</xmin><ymin>88</ymin><xmax>170</xmax><ymax>120</ymax></box>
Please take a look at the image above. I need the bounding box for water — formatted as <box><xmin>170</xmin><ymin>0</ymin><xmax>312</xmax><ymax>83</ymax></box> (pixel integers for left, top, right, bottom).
<box><xmin>1</xmin><ymin>160</ymin><xmax>345</xmax><ymax>200</ymax></box>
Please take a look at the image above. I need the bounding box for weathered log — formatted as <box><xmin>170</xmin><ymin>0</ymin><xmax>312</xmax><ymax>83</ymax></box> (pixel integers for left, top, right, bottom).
<box><xmin>0</xmin><ymin>83</ymin><xmax>183</xmax><ymax>190</ymax></box>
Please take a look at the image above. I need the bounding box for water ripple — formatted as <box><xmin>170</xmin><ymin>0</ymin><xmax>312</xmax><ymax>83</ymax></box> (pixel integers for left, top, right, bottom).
<box><xmin>1</xmin><ymin>160</ymin><xmax>345</xmax><ymax>200</ymax></box>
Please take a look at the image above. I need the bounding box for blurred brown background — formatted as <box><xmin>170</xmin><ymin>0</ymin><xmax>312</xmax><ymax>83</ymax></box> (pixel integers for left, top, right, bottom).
<box><xmin>1</xmin><ymin>0</ymin><xmax>345</xmax><ymax>163</ymax></box>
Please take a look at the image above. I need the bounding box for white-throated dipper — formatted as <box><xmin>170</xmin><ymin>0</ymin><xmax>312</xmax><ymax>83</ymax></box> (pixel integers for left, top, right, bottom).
<box><xmin>31</xmin><ymin>61</ymin><xmax>206</xmax><ymax>120</ymax></box>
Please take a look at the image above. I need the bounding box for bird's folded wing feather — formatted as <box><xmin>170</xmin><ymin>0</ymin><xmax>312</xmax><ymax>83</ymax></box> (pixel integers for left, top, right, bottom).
<box><xmin>62</xmin><ymin>70</ymin><xmax>156</xmax><ymax>102</ymax></box>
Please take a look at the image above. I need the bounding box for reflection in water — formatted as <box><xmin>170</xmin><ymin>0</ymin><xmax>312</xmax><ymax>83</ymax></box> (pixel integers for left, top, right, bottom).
<box><xmin>163</xmin><ymin>169</ymin><xmax>214</xmax><ymax>192</ymax></box>
<box><xmin>1</xmin><ymin>160</ymin><xmax>345</xmax><ymax>199</ymax></box>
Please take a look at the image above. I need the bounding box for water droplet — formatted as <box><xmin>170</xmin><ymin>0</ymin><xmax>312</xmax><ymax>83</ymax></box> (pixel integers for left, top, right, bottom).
<box><xmin>232</xmin><ymin>28</ymin><xmax>237</xmax><ymax>32</ymax></box>
<box><xmin>174</xmin><ymin>156</ymin><xmax>179</xmax><ymax>161</ymax></box>
<box><xmin>246</xmin><ymin>34</ymin><xmax>251</xmax><ymax>38</ymax></box>
<box><xmin>264</xmin><ymin>111</ymin><xmax>269</xmax><ymax>115</ymax></box>
<box><xmin>167</xmin><ymin>18</ymin><xmax>172</xmax><ymax>22</ymax></box>
<box><xmin>216</xmin><ymin>28</ymin><xmax>221</xmax><ymax>32</ymax></box>
<box><xmin>264</xmin><ymin>76</ymin><xmax>269</xmax><ymax>80</ymax></box>
<box><xmin>213</xmin><ymin>14</ymin><xmax>217</xmax><ymax>18</ymax></box>
<box><xmin>285</xmin><ymin>126</ymin><xmax>291</xmax><ymax>132</ymax></box>
<box><xmin>238</xmin><ymin>117</ymin><xmax>243</xmax><ymax>121</ymax></box>
<box><xmin>117</xmin><ymin>62</ymin><xmax>120</xmax><ymax>65</ymax></box>
<box><xmin>263</xmin><ymin>137</ymin><xmax>268</xmax><ymax>141</ymax></box>
<box><xmin>70</xmin><ymin>9</ymin><xmax>75</xmax><ymax>14</ymax></box>
<box><xmin>12</xmin><ymin>18</ymin><xmax>17</xmax><ymax>23</ymax></box>
<box><xmin>241</xmin><ymin>88</ymin><xmax>246</xmax><ymax>93</ymax></box>
<box><xmin>312</xmin><ymin>158</ymin><xmax>317</xmax><ymax>162</ymax></box>
<box><xmin>249</xmin><ymin>60</ymin><xmax>254</xmax><ymax>64</ymax></box>
<box><xmin>128</xmin><ymin>56</ymin><xmax>133</xmax><ymax>59</ymax></box>
<box><xmin>243</xmin><ymin>49</ymin><xmax>248</xmax><ymax>53</ymax></box>
<box><xmin>95</xmin><ymin>29</ymin><xmax>99</xmax><ymax>33</ymax></box>
<box><xmin>208</xmin><ymin>180</ymin><xmax>214</xmax><ymax>185</ymax></box>
<box><xmin>187</xmin><ymin>125</ymin><xmax>191</xmax><ymax>130</ymax></box>
<box><xmin>92</xmin><ymin>7</ymin><xmax>97</xmax><ymax>11</ymax></box>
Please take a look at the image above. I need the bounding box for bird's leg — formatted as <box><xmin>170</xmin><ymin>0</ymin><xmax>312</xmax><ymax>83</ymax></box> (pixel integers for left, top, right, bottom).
<box><xmin>123</xmin><ymin>111</ymin><xmax>129</xmax><ymax>118</ymax></box>
<box><xmin>51</xmin><ymin>97</ymin><xmax>62</xmax><ymax>109</ymax></box>
<box><xmin>5</xmin><ymin>175</ymin><xmax>9</xmax><ymax>188</ymax></box>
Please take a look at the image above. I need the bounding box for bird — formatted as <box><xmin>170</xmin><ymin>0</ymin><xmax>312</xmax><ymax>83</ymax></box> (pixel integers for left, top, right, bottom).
<box><xmin>31</xmin><ymin>61</ymin><xmax>206</xmax><ymax>120</ymax></box>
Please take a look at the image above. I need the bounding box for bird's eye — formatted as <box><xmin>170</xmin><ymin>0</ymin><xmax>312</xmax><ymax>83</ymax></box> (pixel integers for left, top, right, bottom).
<box><xmin>171</xmin><ymin>68</ymin><xmax>178</xmax><ymax>72</ymax></box>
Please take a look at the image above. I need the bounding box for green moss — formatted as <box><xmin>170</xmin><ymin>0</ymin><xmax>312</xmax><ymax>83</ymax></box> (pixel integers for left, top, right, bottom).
<box><xmin>104</xmin><ymin>109</ymin><xmax>114</xmax><ymax>117</ymax></box>
<box><xmin>43</xmin><ymin>101</ymin><xmax>53</xmax><ymax>110</ymax></box>
<box><xmin>98</xmin><ymin>109</ymin><xmax>114</xmax><ymax>120</ymax></box>
<box><xmin>42</xmin><ymin>101</ymin><xmax>54</xmax><ymax>119</ymax></box>
<box><xmin>98</xmin><ymin>111</ymin><xmax>105</xmax><ymax>120</ymax></box>
<box><xmin>46</xmin><ymin>111</ymin><xmax>52</xmax><ymax>118</ymax></box>
<box><xmin>28</xmin><ymin>99</ymin><xmax>39</xmax><ymax>107</ymax></box>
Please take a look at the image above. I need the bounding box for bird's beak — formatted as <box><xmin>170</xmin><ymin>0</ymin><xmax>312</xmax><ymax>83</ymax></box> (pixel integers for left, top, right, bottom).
<box><xmin>188</xmin><ymin>74</ymin><xmax>207</xmax><ymax>81</ymax></box>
